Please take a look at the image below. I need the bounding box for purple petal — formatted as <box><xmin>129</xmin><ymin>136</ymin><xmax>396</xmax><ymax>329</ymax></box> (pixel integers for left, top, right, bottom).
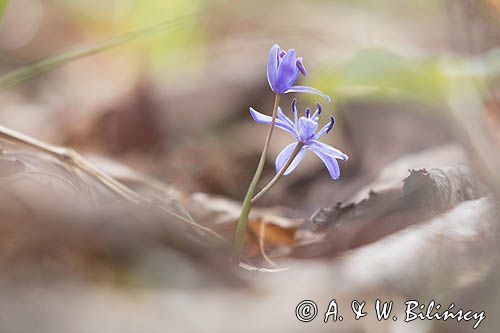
<box><xmin>267</xmin><ymin>44</ymin><xmax>280</xmax><ymax>93</ymax></box>
<box><xmin>275</xmin><ymin>143</ymin><xmax>306</xmax><ymax>175</ymax></box>
<box><xmin>309</xmin><ymin>149</ymin><xmax>341</xmax><ymax>179</ymax></box>
<box><xmin>284</xmin><ymin>85</ymin><xmax>331</xmax><ymax>102</ymax></box>
<box><xmin>275</xmin><ymin>49</ymin><xmax>299</xmax><ymax>93</ymax></box>
<box><xmin>298</xmin><ymin>117</ymin><xmax>318</xmax><ymax>142</ymax></box>
<box><xmin>296</xmin><ymin>58</ymin><xmax>307</xmax><ymax>76</ymax></box>
<box><xmin>277</xmin><ymin>106</ymin><xmax>295</xmax><ymax>129</ymax></box>
<box><xmin>249</xmin><ymin>107</ymin><xmax>298</xmax><ymax>137</ymax></box>
<box><xmin>307</xmin><ymin>140</ymin><xmax>348</xmax><ymax>160</ymax></box>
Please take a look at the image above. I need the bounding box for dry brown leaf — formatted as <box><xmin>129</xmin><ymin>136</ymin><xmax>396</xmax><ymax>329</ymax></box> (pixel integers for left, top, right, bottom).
<box><xmin>294</xmin><ymin>145</ymin><xmax>488</xmax><ymax>258</ymax></box>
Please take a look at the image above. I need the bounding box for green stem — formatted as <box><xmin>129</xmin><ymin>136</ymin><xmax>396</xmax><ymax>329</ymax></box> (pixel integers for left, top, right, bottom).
<box><xmin>232</xmin><ymin>94</ymin><xmax>280</xmax><ymax>264</ymax></box>
<box><xmin>251</xmin><ymin>142</ymin><xmax>304</xmax><ymax>203</ymax></box>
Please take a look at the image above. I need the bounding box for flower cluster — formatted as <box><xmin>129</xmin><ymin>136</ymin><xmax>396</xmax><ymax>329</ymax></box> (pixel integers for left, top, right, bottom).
<box><xmin>233</xmin><ymin>43</ymin><xmax>348</xmax><ymax>263</ymax></box>
<box><xmin>252</xmin><ymin>43</ymin><xmax>348</xmax><ymax>179</ymax></box>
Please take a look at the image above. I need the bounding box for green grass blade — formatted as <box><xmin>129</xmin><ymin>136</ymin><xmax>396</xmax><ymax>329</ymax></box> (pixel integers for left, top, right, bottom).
<box><xmin>0</xmin><ymin>9</ymin><xmax>205</xmax><ymax>91</ymax></box>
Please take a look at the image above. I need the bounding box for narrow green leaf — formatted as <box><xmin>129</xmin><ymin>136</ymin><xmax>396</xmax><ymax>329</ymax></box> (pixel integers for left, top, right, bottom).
<box><xmin>0</xmin><ymin>9</ymin><xmax>205</xmax><ymax>91</ymax></box>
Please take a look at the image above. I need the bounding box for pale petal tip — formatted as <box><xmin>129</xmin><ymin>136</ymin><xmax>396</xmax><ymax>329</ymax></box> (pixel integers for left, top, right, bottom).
<box><xmin>284</xmin><ymin>86</ymin><xmax>331</xmax><ymax>102</ymax></box>
<box><xmin>248</xmin><ymin>107</ymin><xmax>259</xmax><ymax>120</ymax></box>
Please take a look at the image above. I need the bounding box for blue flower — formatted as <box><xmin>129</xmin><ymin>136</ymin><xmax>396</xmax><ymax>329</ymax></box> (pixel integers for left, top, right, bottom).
<box><xmin>267</xmin><ymin>44</ymin><xmax>330</xmax><ymax>102</ymax></box>
<box><xmin>249</xmin><ymin>99</ymin><xmax>348</xmax><ymax>179</ymax></box>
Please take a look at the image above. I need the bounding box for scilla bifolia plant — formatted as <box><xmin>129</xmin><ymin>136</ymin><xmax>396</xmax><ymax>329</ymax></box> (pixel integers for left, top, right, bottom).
<box><xmin>232</xmin><ymin>44</ymin><xmax>348</xmax><ymax>264</ymax></box>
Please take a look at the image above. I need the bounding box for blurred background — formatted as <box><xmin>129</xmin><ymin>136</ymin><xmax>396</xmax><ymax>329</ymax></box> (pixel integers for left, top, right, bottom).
<box><xmin>0</xmin><ymin>0</ymin><xmax>474</xmax><ymax>209</ymax></box>
<box><xmin>0</xmin><ymin>0</ymin><xmax>499</xmax><ymax>332</ymax></box>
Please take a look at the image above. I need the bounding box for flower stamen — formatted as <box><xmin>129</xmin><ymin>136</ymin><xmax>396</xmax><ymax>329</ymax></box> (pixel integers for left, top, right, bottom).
<box><xmin>292</xmin><ymin>98</ymin><xmax>299</xmax><ymax>131</ymax></box>
<box><xmin>312</xmin><ymin>102</ymin><xmax>322</xmax><ymax>120</ymax></box>
<box><xmin>326</xmin><ymin>116</ymin><xmax>335</xmax><ymax>134</ymax></box>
